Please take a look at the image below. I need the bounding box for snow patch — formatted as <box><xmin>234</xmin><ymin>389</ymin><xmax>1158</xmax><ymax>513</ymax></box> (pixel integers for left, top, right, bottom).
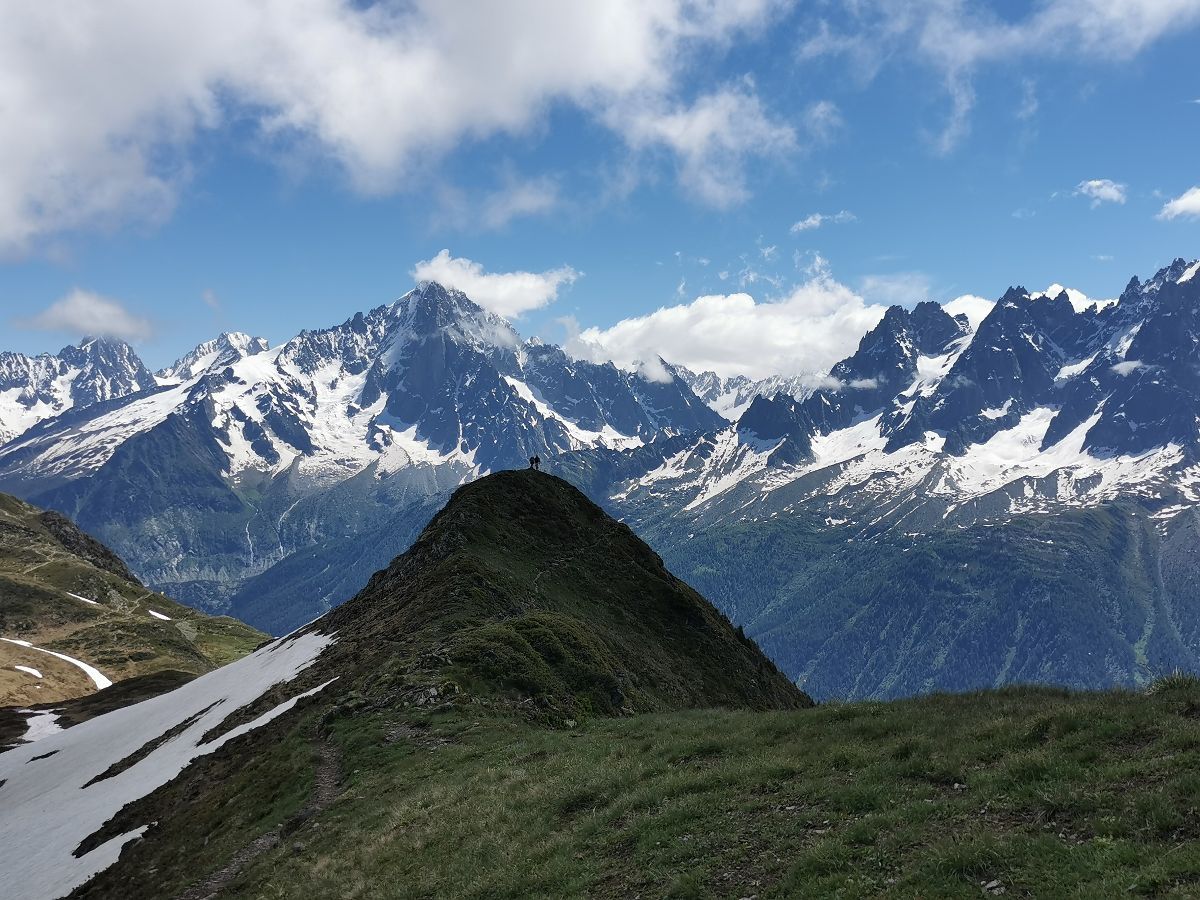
<box><xmin>0</xmin><ymin>630</ymin><xmax>336</xmax><ymax>900</ymax></box>
<box><xmin>13</xmin><ymin>665</ymin><xmax>43</xmax><ymax>679</ymax></box>
<box><xmin>147</xmin><ymin>609</ymin><xmax>171</xmax><ymax>621</ymax></box>
<box><xmin>0</xmin><ymin>638</ymin><xmax>111</xmax><ymax>690</ymax></box>
<box><xmin>18</xmin><ymin>710</ymin><xmax>62</xmax><ymax>742</ymax></box>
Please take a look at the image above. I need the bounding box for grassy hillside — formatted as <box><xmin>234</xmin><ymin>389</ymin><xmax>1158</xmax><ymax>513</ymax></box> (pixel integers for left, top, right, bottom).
<box><xmin>74</xmin><ymin>677</ymin><xmax>1200</xmax><ymax>899</ymax></box>
<box><xmin>13</xmin><ymin>470</ymin><xmax>1194</xmax><ymax>898</ymax></box>
<box><xmin>0</xmin><ymin>491</ymin><xmax>265</xmax><ymax>706</ymax></box>
<box><xmin>316</xmin><ymin>470</ymin><xmax>809</xmax><ymax>718</ymax></box>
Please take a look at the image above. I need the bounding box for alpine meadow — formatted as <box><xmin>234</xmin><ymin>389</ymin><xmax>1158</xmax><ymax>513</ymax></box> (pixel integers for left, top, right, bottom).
<box><xmin>3</xmin><ymin>2</ymin><xmax>1200</xmax><ymax>898</ymax></box>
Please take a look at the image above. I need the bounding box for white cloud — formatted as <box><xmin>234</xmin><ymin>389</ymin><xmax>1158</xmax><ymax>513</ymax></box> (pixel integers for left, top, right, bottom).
<box><xmin>790</xmin><ymin>210</ymin><xmax>856</xmax><ymax>232</ymax></box>
<box><xmin>858</xmin><ymin>271</ymin><xmax>933</xmax><ymax>306</ymax></box>
<box><xmin>1075</xmin><ymin>179</ymin><xmax>1127</xmax><ymax>207</ymax></box>
<box><xmin>798</xmin><ymin>1</ymin><xmax>1200</xmax><ymax>153</ymax></box>
<box><xmin>1016</xmin><ymin>78</ymin><xmax>1039</xmax><ymax>120</ymax></box>
<box><xmin>943</xmin><ymin>294</ymin><xmax>994</xmax><ymax>330</ymax></box>
<box><xmin>19</xmin><ymin>289</ymin><xmax>153</xmax><ymax>341</ymax></box>
<box><xmin>1158</xmin><ymin>186</ymin><xmax>1200</xmax><ymax>220</ymax></box>
<box><xmin>479</xmin><ymin>176</ymin><xmax>560</xmax><ymax>230</ymax></box>
<box><xmin>803</xmin><ymin>100</ymin><xmax>844</xmax><ymax>143</ymax></box>
<box><xmin>436</xmin><ymin>170</ymin><xmax>561</xmax><ymax>231</ymax></box>
<box><xmin>0</xmin><ymin>0</ymin><xmax>789</xmax><ymax>252</ymax></box>
<box><xmin>566</xmin><ymin>258</ymin><xmax>889</xmax><ymax>379</ymax></box>
<box><xmin>411</xmin><ymin>250</ymin><xmax>578</xmax><ymax>318</ymax></box>
<box><xmin>615</xmin><ymin>84</ymin><xmax>796</xmax><ymax>208</ymax></box>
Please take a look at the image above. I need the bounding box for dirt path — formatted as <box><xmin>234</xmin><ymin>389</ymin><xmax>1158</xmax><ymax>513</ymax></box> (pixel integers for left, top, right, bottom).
<box><xmin>176</xmin><ymin>736</ymin><xmax>344</xmax><ymax>900</ymax></box>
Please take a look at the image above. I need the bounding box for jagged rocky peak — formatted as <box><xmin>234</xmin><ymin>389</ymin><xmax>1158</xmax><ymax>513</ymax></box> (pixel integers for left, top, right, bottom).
<box><xmin>832</xmin><ymin>301</ymin><xmax>966</xmax><ymax>390</ymax></box>
<box><xmin>0</xmin><ymin>336</ymin><xmax>158</xmax><ymax>443</ymax></box>
<box><xmin>398</xmin><ymin>281</ymin><xmax>520</xmax><ymax>348</ymax></box>
<box><xmin>158</xmin><ymin>332</ymin><xmax>270</xmax><ymax>382</ymax></box>
<box><xmin>738</xmin><ymin>394</ymin><xmax>807</xmax><ymax>443</ymax></box>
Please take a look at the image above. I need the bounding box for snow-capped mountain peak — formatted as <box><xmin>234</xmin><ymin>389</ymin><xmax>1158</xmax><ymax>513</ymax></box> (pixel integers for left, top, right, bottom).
<box><xmin>157</xmin><ymin>332</ymin><xmax>270</xmax><ymax>384</ymax></box>
<box><xmin>0</xmin><ymin>337</ymin><xmax>157</xmax><ymax>444</ymax></box>
<box><xmin>584</xmin><ymin>258</ymin><xmax>1200</xmax><ymax>538</ymax></box>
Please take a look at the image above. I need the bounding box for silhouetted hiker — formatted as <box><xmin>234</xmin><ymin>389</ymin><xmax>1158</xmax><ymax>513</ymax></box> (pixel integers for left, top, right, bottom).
<box><xmin>529</xmin><ymin>456</ymin><xmax>536</xmax><ymax>469</ymax></box>
<box><xmin>533</xmin><ymin>455</ymin><xmax>541</xmax><ymax>471</ymax></box>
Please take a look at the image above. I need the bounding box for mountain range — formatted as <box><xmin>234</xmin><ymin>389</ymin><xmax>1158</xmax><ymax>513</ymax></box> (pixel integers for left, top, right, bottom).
<box><xmin>2</xmin><ymin>259</ymin><xmax>1200</xmax><ymax>699</ymax></box>
<box><xmin>1</xmin><ymin>471</ymin><xmax>1196</xmax><ymax>900</ymax></box>
<box><xmin>0</xmin><ymin>283</ymin><xmax>721</xmax><ymax>629</ymax></box>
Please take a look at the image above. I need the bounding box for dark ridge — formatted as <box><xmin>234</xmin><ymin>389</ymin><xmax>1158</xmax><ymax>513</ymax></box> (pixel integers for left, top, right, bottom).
<box><xmin>37</xmin><ymin>509</ymin><xmax>140</xmax><ymax>583</ymax></box>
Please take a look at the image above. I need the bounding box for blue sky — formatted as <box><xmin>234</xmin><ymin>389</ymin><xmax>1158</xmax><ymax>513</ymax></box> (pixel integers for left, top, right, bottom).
<box><xmin>1</xmin><ymin>1</ymin><xmax>1199</xmax><ymax>378</ymax></box>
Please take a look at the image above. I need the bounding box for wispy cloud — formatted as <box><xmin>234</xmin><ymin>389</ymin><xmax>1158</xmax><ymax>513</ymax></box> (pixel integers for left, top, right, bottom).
<box><xmin>18</xmin><ymin>289</ymin><xmax>153</xmax><ymax>341</ymax></box>
<box><xmin>790</xmin><ymin>210</ymin><xmax>856</xmax><ymax>232</ymax></box>
<box><xmin>796</xmin><ymin>2</ymin><xmax>1200</xmax><ymax>154</ymax></box>
<box><xmin>858</xmin><ymin>271</ymin><xmax>933</xmax><ymax>306</ymax></box>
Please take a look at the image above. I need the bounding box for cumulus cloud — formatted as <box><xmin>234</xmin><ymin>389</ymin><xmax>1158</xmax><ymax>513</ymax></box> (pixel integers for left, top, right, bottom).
<box><xmin>565</xmin><ymin>258</ymin><xmax>889</xmax><ymax>380</ymax></box>
<box><xmin>1075</xmin><ymin>179</ymin><xmax>1127</xmax><ymax>207</ymax></box>
<box><xmin>1158</xmin><ymin>186</ymin><xmax>1200</xmax><ymax>220</ymax></box>
<box><xmin>790</xmin><ymin>210</ymin><xmax>856</xmax><ymax>232</ymax></box>
<box><xmin>4</xmin><ymin>0</ymin><xmax>801</xmax><ymax>254</ymax></box>
<box><xmin>411</xmin><ymin>250</ymin><xmax>578</xmax><ymax>318</ymax></box>
<box><xmin>19</xmin><ymin>289</ymin><xmax>153</xmax><ymax>341</ymax></box>
<box><xmin>797</xmin><ymin>1</ymin><xmax>1200</xmax><ymax>153</ymax></box>
<box><xmin>0</xmin><ymin>1</ymin><xmax>794</xmax><ymax>253</ymax></box>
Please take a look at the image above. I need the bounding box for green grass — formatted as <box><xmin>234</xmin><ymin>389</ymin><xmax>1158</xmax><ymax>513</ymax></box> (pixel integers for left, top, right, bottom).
<box><xmin>64</xmin><ymin>475</ymin><xmax>1200</xmax><ymax>898</ymax></box>
<box><xmin>109</xmin><ymin>682</ymin><xmax>1200</xmax><ymax>899</ymax></box>
<box><xmin>0</xmin><ymin>488</ymin><xmax>265</xmax><ymax>706</ymax></box>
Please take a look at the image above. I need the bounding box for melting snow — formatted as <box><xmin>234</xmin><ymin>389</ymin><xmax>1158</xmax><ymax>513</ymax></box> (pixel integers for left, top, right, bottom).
<box><xmin>0</xmin><ymin>638</ymin><xmax>112</xmax><ymax>691</ymax></box>
<box><xmin>147</xmin><ymin>609</ymin><xmax>171</xmax><ymax>621</ymax></box>
<box><xmin>13</xmin><ymin>665</ymin><xmax>43</xmax><ymax>679</ymax></box>
<box><xmin>1056</xmin><ymin>354</ymin><xmax>1098</xmax><ymax>382</ymax></box>
<box><xmin>18</xmin><ymin>710</ymin><xmax>62</xmax><ymax>742</ymax></box>
<box><xmin>65</xmin><ymin>592</ymin><xmax>100</xmax><ymax>606</ymax></box>
<box><xmin>0</xmin><ymin>630</ymin><xmax>336</xmax><ymax>900</ymax></box>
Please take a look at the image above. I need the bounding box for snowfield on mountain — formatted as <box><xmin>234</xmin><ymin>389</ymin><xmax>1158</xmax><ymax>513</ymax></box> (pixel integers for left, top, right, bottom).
<box><xmin>0</xmin><ymin>630</ymin><xmax>334</xmax><ymax>900</ymax></box>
